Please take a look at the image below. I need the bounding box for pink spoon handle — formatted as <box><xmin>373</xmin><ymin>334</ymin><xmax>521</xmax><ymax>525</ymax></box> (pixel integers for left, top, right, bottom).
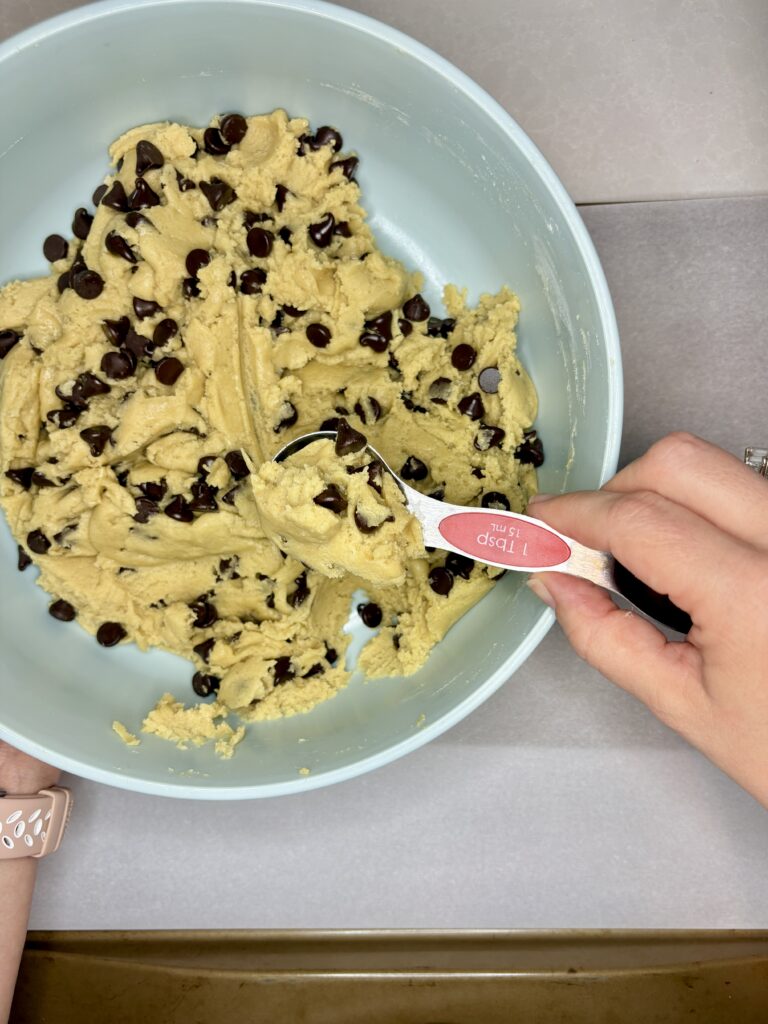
<box><xmin>438</xmin><ymin>510</ymin><xmax>571</xmax><ymax>569</ymax></box>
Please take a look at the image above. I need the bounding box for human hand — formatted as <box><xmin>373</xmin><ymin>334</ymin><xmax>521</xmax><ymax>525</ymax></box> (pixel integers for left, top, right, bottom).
<box><xmin>527</xmin><ymin>433</ymin><xmax>768</xmax><ymax>808</ymax></box>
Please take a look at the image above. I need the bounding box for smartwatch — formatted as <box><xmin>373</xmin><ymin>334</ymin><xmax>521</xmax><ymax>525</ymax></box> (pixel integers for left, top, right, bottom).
<box><xmin>0</xmin><ymin>787</ymin><xmax>71</xmax><ymax>859</ymax></box>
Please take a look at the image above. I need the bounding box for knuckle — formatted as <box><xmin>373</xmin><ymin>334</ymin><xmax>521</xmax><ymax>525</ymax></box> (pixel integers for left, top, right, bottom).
<box><xmin>647</xmin><ymin>431</ymin><xmax>705</xmax><ymax>470</ymax></box>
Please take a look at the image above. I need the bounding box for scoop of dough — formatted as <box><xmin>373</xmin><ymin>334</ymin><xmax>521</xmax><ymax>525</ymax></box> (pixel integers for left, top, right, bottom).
<box><xmin>253</xmin><ymin>436</ymin><xmax>424</xmax><ymax>586</ymax></box>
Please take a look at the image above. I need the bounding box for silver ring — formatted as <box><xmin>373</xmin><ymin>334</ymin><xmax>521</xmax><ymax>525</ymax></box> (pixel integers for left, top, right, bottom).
<box><xmin>744</xmin><ymin>447</ymin><xmax>768</xmax><ymax>477</ymax></box>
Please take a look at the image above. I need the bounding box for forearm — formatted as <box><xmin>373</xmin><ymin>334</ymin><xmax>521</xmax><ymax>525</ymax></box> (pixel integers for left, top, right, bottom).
<box><xmin>0</xmin><ymin>748</ymin><xmax>60</xmax><ymax>1024</ymax></box>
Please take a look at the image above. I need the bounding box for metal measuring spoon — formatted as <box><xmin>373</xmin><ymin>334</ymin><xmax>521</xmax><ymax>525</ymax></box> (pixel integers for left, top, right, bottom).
<box><xmin>274</xmin><ymin>428</ymin><xmax>692</xmax><ymax>634</ymax></box>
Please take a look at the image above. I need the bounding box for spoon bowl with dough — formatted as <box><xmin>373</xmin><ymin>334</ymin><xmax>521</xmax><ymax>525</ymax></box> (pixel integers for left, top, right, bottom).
<box><xmin>275</xmin><ymin>430</ymin><xmax>692</xmax><ymax>634</ymax></box>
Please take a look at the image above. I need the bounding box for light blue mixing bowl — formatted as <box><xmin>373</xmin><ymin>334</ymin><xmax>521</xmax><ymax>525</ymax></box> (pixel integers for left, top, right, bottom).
<box><xmin>0</xmin><ymin>0</ymin><xmax>622</xmax><ymax>798</ymax></box>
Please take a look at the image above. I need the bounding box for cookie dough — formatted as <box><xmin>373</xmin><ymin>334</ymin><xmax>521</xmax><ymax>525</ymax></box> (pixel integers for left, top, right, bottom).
<box><xmin>0</xmin><ymin>110</ymin><xmax>541</xmax><ymax>754</ymax></box>
<box><xmin>253</xmin><ymin>429</ymin><xmax>423</xmax><ymax>586</ymax></box>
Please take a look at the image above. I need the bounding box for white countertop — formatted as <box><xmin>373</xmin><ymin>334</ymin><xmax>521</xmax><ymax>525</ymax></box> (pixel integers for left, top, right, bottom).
<box><xmin>1</xmin><ymin>0</ymin><xmax>766</xmax><ymax>930</ymax></box>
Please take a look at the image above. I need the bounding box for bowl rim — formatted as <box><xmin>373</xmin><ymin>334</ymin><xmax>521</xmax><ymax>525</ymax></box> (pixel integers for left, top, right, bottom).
<box><xmin>0</xmin><ymin>0</ymin><xmax>623</xmax><ymax>800</ymax></box>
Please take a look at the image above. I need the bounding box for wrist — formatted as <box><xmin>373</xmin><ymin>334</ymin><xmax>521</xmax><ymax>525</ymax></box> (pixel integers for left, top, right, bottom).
<box><xmin>0</xmin><ymin>742</ymin><xmax>60</xmax><ymax>794</ymax></box>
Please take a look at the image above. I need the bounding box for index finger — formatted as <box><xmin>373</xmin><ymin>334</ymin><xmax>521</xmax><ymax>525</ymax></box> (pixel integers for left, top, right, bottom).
<box><xmin>528</xmin><ymin>488</ymin><xmax>752</xmax><ymax>628</ymax></box>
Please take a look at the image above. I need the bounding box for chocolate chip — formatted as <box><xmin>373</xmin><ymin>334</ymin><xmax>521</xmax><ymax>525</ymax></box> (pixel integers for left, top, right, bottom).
<box><xmin>288</xmin><ymin>572</ymin><xmax>310</xmax><ymax>608</ymax></box>
<box><xmin>445</xmin><ymin>552</ymin><xmax>474</xmax><ymax>579</ymax></box>
<box><xmin>398</xmin><ymin>318</ymin><xmax>412</xmax><ymax>337</ymax></box>
<box><xmin>43</xmin><ymin>234</ymin><xmax>68</xmax><ymax>262</ymax></box>
<box><xmin>319</xmin><ymin>417</ymin><xmax>341</xmax><ymax>432</ymax></box>
<box><xmin>62</xmin><ymin>369</ymin><xmax>112</xmax><ymax>408</ymax></box>
<box><xmin>273</xmin><ymin>656</ymin><xmax>295</xmax><ymax>686</ymax></box>
<box><xmin>428</xmin><ymin>377</ymin><xmax>451</xmax><ymax>405</ymax></box>
<box><xmin>281</xmin><ymin>304</ymin><xmax>304</xmax><ymax>318</ymax></box>
<box><xmin>115</xmin><ymin>468</ymin><xmax>130</xmax><ymax>487</ymax></box>
<box><xmin>429</xmin><ymin>566</ymin><xmax>454</xmax><ymax>596</ymax></box>
<box><xmin>367</xmin><ymin>460</ymin><xmax>384</xmax><ymax>495</ymax></box>
<box><xmin>17</xmin><ymin>545</ymin><xmax>31</xmax><ymax>571</ymax></box>
<box><xmin>182</xmin><ymin>276</ymin><xmax>201</xmax><ymax>298</ymax></box>
<box><xmin>302</xmin><ymin>663</ymin><xmax>324</xmax><ymax>678</ymax></box>
<box><xmin>429</xmin><ymin>317</ymin><xmax>456</xmax><ymax>338</ymax></box>
<box><xmin>190</xmin><ymin>599</ymin><xmax>218</xmax><ymax>628</ymax></box>
<box><xmin>193</xmin><ymin>637</ymin><xmax>216</xmax><ymax>663</ymax></box>
<box><xmin>152</xmin><ymin>318</ymin><xmax>178</xmax><ymax>347</ymax></box>
<box><xmin>358</xmin><ymin>602</ymin><xmax>382</xmax><ymax>628</ymax></box>
<box><xmin>5</xmin><ymin>467</ymin><xmax>34</xmax><ymax>489</ymax></box>
<box><xmin>313</xmin><ymin>484</ymin><xmax>347</xmax><ymax>514</ymax></box>
<box><xmin>478</xmin><ymin>366</ymin><xmax>501</xmax><ymax>394</ymax></box>
<box><xmin>334</xmin><ymin>221</ymin><xmax>351</xmax><ymax>238</ymax></box>
<box><xmin>402</xmin><ymin>294</ymin><xmax>430</xmax><ymax>321</ymax></box>
<box><xmin>184</xmin><ymin>248</ymin><xmax>210</xmax><ymax>277</ymax></box>
<box><xmin>481</xmin><ymin>491</ymin><xmax>510</xmax><ymax>510</ymax></box>
<box><xmin>164</xmin><ymin>495</ymin><xmax>194</xmax><ymax>522</ymax></box>
<box><xmin>334</xmin><ymin>418</ymin><xmax>367</xmax><ymax>457</ymax></box>
<box><xmin>308</xmin><ymin>213</ymin><xmax>335</xmax><ymax>248</ymax></box>
<box><xmin>139</xmin><ymin>479</ymin><xmax>167</xmax><ymax>502</ymax></box>
<box><xmin>458</xmin><ymin>392</ymin><xmax>485</xmax><ymax>420</ymax></box>
<box><xmin>97</xmin><ymin>621</ymin><xmax>126</xmax><ymax>646</ymax></box>
<box><xmin>362</xmin><ymin>313</ymin><xmax>391</xmax><ymax>343</ymax></box>
<box><xmin>133</xmin><ymin>496</ymin><xmax>158</xmax><ymax>523</ymax></box>
<box><xmin>273</xmin><ymin>185</ymin><xmax>288</xmax><ymax>215</ymax></box>
<box><xmin>101</xmin><ymin>349</ymin><xmax>136</xmax><ymax>380</ymax></box>
<box><xmin>225</xmin><ymin>450</ymin><xmax>249</xmax><ymax>479</ymax></box>
<box><xmin>218</xmin><ymin>113</ymin><xmax>247</xmax><ymax>145</ymax></box>
<box><xmin>515</xmin><ymin>430</ymin><xmax>545</xmax><ymax>467</ymax></box>
<box><xmin>123</xmin><ymin>327</ymin><xmax>152</xmax><ymax>359</ymax></box>
<box><xmin>474</xmin><ymin>424</ymin><xmax>506</xmax><ymax>451</ymax></box>
<box><xmin>353</xmin><ymin>509</ymin><xmax>392</xmax><ymax>534</ymax></box>
<box><xmin>153</xmin><ymin>357</ymin><xmax>184</xmax><ymax>386</ymax></box>
<box><xmin>73</xmin><ymin>269</ymin><xmax>104</xmax><ymax>300</ymax></box>
<box><xmin>400</xmin><ymin>455</ymin><xmax>428</xmax><ymax>481</ymax></box>
<box><xmin>314</xmin><ymin>125</ymin><xmax>343</xmax><ymax>150</ymax></box>
<box><xmin>451</xmin><ymin>344</ymin><xmax>477</xmax><ymax>370</ymax></box>
<box><xmin>197</xmin><ymin>455</ymin><xmax>217</xmax><ymax>477</ymax></box>
<box><xmin>203</xmin><ymin>126</ymin><xmax>231</xmax><ymax>155</ymax></box>
<box><xmin>192</xmin><ymin>671</ymin><xmax>220</xmax><ymax>697</ymax></box>
<box><xmin>92</xmin><ymin>183</ymin><xmax>108</xmax><ymax>206</ymax></box>
<box><xmin>247</xmin><ymin>227</ymin><xmax>274</xmax><ymax>258</ymax></box>
<box><xmin>244</xmin><ymin>210</ymin><xmax>271</xmax><ymax>228</ymax></box>
<box><xmin>304</xmin><ymin>322</ymin><xmax>330</xmax><ymax>348</ymax></box>
<box><xmin>200</xmin><ymin>177</ymin><xmax>236</xmax><ymax>211</ymax></box>
<box><xmin>353</xmin><ymin>397</ymin><xmax>381</xmax><ymax>424</ymax></box>
<box><xmin>125</xmin><ymin>211</ymin><xmax>152</xmax><ymax>229</ymax></box>
<box><xmin>133</xmin><ymin>296</ymin><xmax>162</xmax><ymax>320</ymax></box>
<box><xmin>278</xmin><ymin>226</ymin><xmax>292</xmax><ymax>246</ymax></box>
<box><xmin>128</xmin><ymin>177</ymin><xmax>161</xmax><ymax>210</ymax></box>
<box><xmin>239</xmin><ymin>269</ymin><xmax>266</xmax><ymax>294</ymax></box>
<box><xmin>189</xmin><ymin>480</ymin><xmax>218</xmax><ymax>513</ymax></box>
<box><xmin>0</xmin><ymin>329</ymin><xmax>21</xmax><ymax>360</ymax></box>
<box><xmin>221</xmin><ymin>486</ymin><xmax>239</xmax><ymax>506</ymax></box>
<box><xmin>274</xmin><ymin>403</ymin><xmax>298</xmax><ymax>432</ymax></box>
<box><xmin>135</xmin><ymin>139</ymin><xmax>164</xmax><ymax>175</ymax></box>
<box><xmin>30</xmin><ymin>470</ymin><xmax>56</xmax><ymax>488</ymax></box>
<box><xmin>359</xmin><ymin>330</ymin><xmax>388</xmax><ymax>353</ymax></box>
<box><xmin>176</xmin><ymin>171</ymin><xmax>197</xmax><ymax>192</ymax></box>
<box><xmin>105</xmin><ymin>231</ymin><xmax>137</xmax><ymax>263</ymax></box>
<box><xmin>49</xmin><ymin>599</ymin><xmax>76</xmax><ymax>622</ymax></box>
<box><xmin>57</xmin><ymin>271</ymin><xmax>71</xmax><ymax>293</ymax></box>
<box><xmin>80</xmin><ymin>425</ymin><xmax>113</xmax><ymax>457</ymax></box>
<box><xmin>46</xmin><ymin>406</ymin><xmax>82</xmax><ymax>429</ymax></box>
<box><xmin>27</xmin><ymin>529</ymin><xmax>51</xmax><ymax>554</ymax></box>
<box><xmin>329</xmin><ymin>156</ymin><xmax>358</xmax><ymax>180</ymax></box>
<box><xmin>102</xmin><ymin>181</ymin><xmax>128</xmax><ymax>211</ymax></box>
<box><xmin>102</xmin><ymin>317</ymin><xmax>130</xmax><ymax>346</ymax></box>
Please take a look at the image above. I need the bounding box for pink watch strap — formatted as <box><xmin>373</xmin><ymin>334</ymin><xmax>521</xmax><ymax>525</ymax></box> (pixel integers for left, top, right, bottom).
<box><xmin>0</xmin><ymin>787</ymin><xmax>72</xmax><ymax>859</ymax></box>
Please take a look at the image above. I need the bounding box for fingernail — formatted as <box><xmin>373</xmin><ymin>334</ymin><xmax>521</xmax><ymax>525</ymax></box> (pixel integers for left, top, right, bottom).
<box><xmin>527</xmin><ymin>577</ymin><xmax>556</xmax><ymax>609</ymax></box>
<box><xmin>527</xmin><ymin>492</ymin><xmax>555</xmax><ymax>506</ymax></box>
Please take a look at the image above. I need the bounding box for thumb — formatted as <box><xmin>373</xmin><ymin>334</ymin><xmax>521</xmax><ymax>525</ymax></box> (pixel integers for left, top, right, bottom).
<box><xmin>528</xmin><ymin>573</ymin><xmax>704</xmax><ymax>730</ymax></box>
